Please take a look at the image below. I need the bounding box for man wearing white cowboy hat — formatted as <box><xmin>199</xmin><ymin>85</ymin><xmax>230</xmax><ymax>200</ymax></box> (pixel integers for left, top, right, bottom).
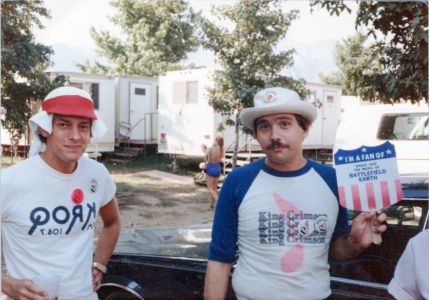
<box><xmin>204</xmin><ymin>87</ymin><xmax>387</xmax><ymax>300</ymax></box>
<box><xmin>1</xmin><ymin>86</ymin><xmax>121</xmax><ymax>300</ymax></box>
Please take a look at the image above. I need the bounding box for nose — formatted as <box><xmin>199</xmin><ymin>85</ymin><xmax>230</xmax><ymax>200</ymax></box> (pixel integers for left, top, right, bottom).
<box><xmin>270</xmin><ymin>124</ymin><xmax>281</xmax><ymax>140</ymax></box>
<box><xmin>68</xmin><ymin>125</ymin><xmax>81</xmax><ymax>140</ymax></box>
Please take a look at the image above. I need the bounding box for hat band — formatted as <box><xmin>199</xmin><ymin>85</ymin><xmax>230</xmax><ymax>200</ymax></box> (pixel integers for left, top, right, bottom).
<box><xmin>42</xmin><ymin>95</ymin><xmax>97</xmax><ymax>120</ymax></box>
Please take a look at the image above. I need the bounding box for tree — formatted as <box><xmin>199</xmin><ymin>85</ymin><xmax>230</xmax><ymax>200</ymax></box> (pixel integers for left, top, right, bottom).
<box><xmin>319</xmin><ymin>32</ymin><xmax>381</xmax><ymax>96</ymax></box>
<box><xmin>311</xmin><ymin>0</ymin><xmax>428</xmax><ymax>104</ymax></box>
<box><xmin>201</xmin><ymin>0</ymin><xmax>308</xmax><ymax>168</ymax></box>
<box><xmin>1</xmin><ymin>0</ymin><xmax>66</xmax><ymax>157</ymax></box>
<box><xmin>79</xmin><ymin>0</ymin><xmax>200</xmax><ymax>76</ymax></box>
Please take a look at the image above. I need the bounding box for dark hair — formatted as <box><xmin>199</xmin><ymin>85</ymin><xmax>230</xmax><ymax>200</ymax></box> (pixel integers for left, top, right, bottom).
<box><xmin>38</xmin><ymin>132</ymin><xmax>47</xmax><ymax>144</ymax></box>
<box><xmin>215</xmin><ymin>136</ymin><xmax>224</xmax><ymax>149</ymax></box>
<box><xmin>253</xmin><ymin>114</ymin><xmax>311</xmax><ymax>132</ymax></box>
<box><xmin>294</xmin><ymin>114</ymin><xmax>311</xmax><ymax>131</ymax></box>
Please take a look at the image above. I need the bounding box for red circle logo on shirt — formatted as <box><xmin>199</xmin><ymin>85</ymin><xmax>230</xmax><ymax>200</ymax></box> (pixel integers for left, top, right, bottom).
<box><xmin>71</xmin><ymin>188</ymin><xmax>84</xmax><ymax>205</ymax></box>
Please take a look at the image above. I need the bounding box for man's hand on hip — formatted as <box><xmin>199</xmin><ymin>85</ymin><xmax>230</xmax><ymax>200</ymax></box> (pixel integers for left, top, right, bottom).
<box><xmin>2</xmin><ymin>275</ymin><xmax>49</xmax><ymax>300</ymax></box>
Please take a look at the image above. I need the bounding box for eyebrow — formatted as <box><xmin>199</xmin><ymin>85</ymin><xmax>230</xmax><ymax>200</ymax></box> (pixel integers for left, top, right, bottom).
<box><xmin>54</xmin><ymin>117</ymin><xmax>91</xmax><ymax>125</ymax></box>
<box><xmin>54</xmin><ymin>117</ymin><xmax>70</xmax><ymax>123</ymax></box>
<box><xmin>256</xmin><ymin>116</ymin><xmax>293</xmax><ymax>124</ymax></box>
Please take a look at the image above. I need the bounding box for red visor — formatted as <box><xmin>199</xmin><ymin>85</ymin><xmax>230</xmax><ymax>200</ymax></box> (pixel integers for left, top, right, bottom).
<box><xmin>42</xmin><ymin>95</ymin><xmax>97</xmax><ymax>120</ymax></box>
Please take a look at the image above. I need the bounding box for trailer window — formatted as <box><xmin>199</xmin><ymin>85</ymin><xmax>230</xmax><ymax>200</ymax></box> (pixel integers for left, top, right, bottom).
<box><xmin>377</xmin><ymin>113</ymin><xmax>429</xmax><ymax>140</ymax></box>
<box><xmin>68</xmin><ymin>82</ymin><xmax>99</xmax><ymax>109</ymax></box>
<box><xmin>172</xmin><ymin>81</ymin><xmax>198</xmax><ymax>104</ymax></box>
<box><xmin>173</xmin><ymin>82</ymin><xmax>185</xmax><ymax>104</ymax></box>
<box><xmin>91</xmin><ymin>83</ymin><xmax>99</xmax><ymax>109</ymax></box>
<box><xmin>156</xmin><ymin>86</ymin><xmax>159</xmax><ymax>109</ymax></box>
<box><xmin>135</xmin><ymin>88</ymin><xmax>146</xmax><ymax>95</ymax></box>
<box><xmin>186</xmin><ymin>81</ymin><xmax>198</xmax><ymax>104</ymax></box>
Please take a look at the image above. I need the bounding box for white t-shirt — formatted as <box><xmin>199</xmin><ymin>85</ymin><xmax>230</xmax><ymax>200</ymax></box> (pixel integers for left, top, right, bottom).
<box><xmin>209</xmin><ymin>159</ymin><xmax>349</xmax><ymax>300</ymax></box>
<box><xmin>1</xmin><ymin>155</ymin><xmax>116</xmax><ymax>300</ymax></box>
<box><xmin>388</xmin><ymin>229</ymin><xmax>429</xmax><ymax>300</ymax></box>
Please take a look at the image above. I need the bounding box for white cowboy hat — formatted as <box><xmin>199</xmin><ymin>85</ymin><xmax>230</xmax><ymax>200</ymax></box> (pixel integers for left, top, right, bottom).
<box><xmin>240</xmin><ymin>87</ymin><xmax>317</xmax><ymax>130</ymax></box>
<box><xmin>28</xmin><ymin>86</ymin><xmax>107</xmax><ymax>156</ymax></box>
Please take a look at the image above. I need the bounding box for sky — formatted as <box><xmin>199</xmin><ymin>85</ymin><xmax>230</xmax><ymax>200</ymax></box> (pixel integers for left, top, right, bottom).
<box><xmin>33</xmin><ymin>0</ymin><xmax>359</xmax><ymax>81</ymax></box>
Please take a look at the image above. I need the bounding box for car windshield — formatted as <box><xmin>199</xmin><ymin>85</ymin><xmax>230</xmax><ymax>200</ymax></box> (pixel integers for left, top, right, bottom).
<box><xmin>378</xmin><ymin>113</ymin><xmax>429</xmax><ymax>140</ymax></box>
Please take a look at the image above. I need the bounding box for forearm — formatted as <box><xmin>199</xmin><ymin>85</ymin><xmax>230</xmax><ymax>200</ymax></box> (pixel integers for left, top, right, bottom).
<box><xmin>93</xmin><ymin>199</ymin><xmax>121</xmax><ymax>265</ymax></box>
<box><xmin>204</xmin><ymin>260</ymin><xmax>232</xmax><ymax>300</ymax></box>
<box><xmin>93</xmin><ymin>220</ymin><xmax>121</xmax><ymax>265</ymax></box>
<box><xmin>331</xmin><ymin>211</ymin><xmax>388</xmax><ymax>260</ymax></box>
<box><xmin>329</xmin><ymin>233</ymin><xmax>367</xmax><ymax>260</ymax></box>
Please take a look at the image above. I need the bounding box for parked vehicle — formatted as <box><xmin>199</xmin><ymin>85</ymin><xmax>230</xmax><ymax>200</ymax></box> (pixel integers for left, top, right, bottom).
<box><xmin>98</xmin><ymin>176</ymin><xmax>428</xmax><ymax>300</ymax></box>
<box><xmin>335</xmin><ymin>98</ymin><xmax>429</xmax><ymax>175</ymax></box>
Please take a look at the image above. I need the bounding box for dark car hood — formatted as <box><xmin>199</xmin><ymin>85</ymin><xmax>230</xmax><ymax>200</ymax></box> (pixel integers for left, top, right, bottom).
<box><xmin>113</xmin><ymin>227</ymin><xmax>212</xmax><ymax>259</ymax></box>
<box><xmin>112</xmin><ymin>177</ymin><xmax>427</xmax><ymax>260</ymax></box>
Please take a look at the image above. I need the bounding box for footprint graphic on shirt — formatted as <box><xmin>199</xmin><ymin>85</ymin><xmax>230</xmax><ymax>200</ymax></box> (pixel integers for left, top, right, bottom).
<box><xmin>273</xmin><ymin>192</ymin><xmax>304</xmax><ymax>273</ymax></box>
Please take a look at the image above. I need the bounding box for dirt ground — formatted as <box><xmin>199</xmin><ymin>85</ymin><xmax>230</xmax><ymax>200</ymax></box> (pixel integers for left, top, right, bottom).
<box><xmin>95</xmin><ymin>170</ymin><xmax>215</xmax><ymax>238</ymax></box>
<box><xmin>0</xmin><ymin>157</ymin><xmax>214</xmax><ymax>299</ymax></box>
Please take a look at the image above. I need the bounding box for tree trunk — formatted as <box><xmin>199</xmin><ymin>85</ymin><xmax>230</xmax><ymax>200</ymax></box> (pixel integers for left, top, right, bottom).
<box><xmin>232</xmin><ymin>112</ymin><xmax>240</xmax><ymax>169</ymax></box>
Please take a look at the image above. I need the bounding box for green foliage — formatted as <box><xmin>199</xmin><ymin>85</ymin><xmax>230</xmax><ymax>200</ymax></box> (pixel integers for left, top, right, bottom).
<box><xmin>79</xmin><ymin>0</ymin><xmax>200</xmax><ymax>76</ymax></box>
<box><xmin>1</xmin><ymin>0</ymin><xmax>66</xmax><ymax>143</ymax></box>
<box><xmin>311</xmin><ymin>0</ymin><xmax>428</xmax><ymax>103</ymax></box>
<box><xmin>201</xmin><ymin>0</ymin><xmax>307</xmax><ymax>120</ymax></box>
<box><xmin>200</xmin><ymin>0</ymin><xmax>308</xmax><ymax>167</ymax></box>
<box><xmin>320</xmin><ymin>32</ymin><xmax>380</xmax><ymax>96</ymax></box>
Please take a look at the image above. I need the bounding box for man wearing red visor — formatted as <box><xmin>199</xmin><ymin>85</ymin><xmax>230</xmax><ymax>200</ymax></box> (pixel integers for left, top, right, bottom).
<box><xmin>1</xmin><ymin>86</ymin><xmax>121</xmax><ymax>300</ymax></box>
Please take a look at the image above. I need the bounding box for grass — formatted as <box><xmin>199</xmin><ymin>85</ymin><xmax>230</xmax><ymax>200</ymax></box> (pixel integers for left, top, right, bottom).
<box><xmin>1</xmin><ymin>152</ymin><xmax>209</xmax><ymax>209</ymax></box>
<box><xmin>103</xmin><ymin>153</ymin><xmax>202</xmax><ymax>177</ymax></box>
<box><xmin>112</xmin><ymin>172</ymin><xmax>209</xmax><ymax>208</ymax></box>
<box><xmin>105</xmin><ymin>153</ymin><xmax>209</xmax><ymax>208</ymax></box>
<box><xmin>1</xmin><ymin>156</ymin><xmax>23</xmax><ymax>168</ymax></box>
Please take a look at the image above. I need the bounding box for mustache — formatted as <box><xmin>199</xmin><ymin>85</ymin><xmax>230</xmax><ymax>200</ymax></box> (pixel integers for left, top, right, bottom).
<box><xmin>266</xmin><ymin>140</ymin><xmax>289</xmax><ymax>150</ymax></box>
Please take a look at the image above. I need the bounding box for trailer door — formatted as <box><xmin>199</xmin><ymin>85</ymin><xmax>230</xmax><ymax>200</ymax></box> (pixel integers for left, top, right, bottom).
<box><xmin>130</xmin><ymin>82</ymin><xmax>151</xmax><ymax>141</ymax></box>
<box><xmin>322</xmin><ymin>90</ymin><xmax>340</xmax><ymax>146</ymax></box>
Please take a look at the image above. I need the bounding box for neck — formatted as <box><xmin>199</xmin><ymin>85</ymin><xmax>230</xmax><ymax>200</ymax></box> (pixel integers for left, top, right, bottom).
<box><xmin>265</xmin><ymin>156</ymin><xmax>307</xmax><ymax>172</ymax></box>
<box><xmin>40</xmin><ymin>152</ymin><xmax>78</xmax><ymax>174</ymax></box>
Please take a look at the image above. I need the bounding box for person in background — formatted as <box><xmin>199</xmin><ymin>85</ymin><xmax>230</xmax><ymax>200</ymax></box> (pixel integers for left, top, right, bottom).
<box><xmin>1</xmin><ymin>86</ymin><xmax>121</xmax><ymax>300</ymax></box>
<box><xmin>206</xmin><ymin>136</ymin><xmax>224</xmax><ymax>210</ymax></box>
<box><xmin>388</xmin><ymin>229</ymin><xmax>429</xmax><ymax>300</ymax></box>
<box><xmin>199</xmin><ymin>144</ymin><xmax>208</xmax><ymax>175</ymax></box>
<box><xmin>204</xmin><ymin>87</ymin><xmax>387</xmax><ymax>300</ymax></box>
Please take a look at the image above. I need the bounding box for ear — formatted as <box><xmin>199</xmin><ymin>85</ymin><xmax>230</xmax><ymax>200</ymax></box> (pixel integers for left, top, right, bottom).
<box><xmin>39</xmin><ymin>128</ymin><xmax>50</xmax><ymax>138</ymax></box>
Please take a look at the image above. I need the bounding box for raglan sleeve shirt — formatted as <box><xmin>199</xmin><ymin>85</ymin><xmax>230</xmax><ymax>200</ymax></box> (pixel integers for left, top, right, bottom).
<box><xmin>208</xmin><ymin>159</ymin><xmax>350</xmax><ymax>265</ymax></box>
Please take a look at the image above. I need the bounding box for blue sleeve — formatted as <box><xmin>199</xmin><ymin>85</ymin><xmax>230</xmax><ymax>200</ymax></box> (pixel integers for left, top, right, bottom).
<box><xmin>208</xmin><ymin>172</ymin><xmax>239</xmax><ymax>263</ymax></box>
<box><xmin>310</xmin><ymin>160</ymin><xmax>350</xmax><ymax>241</ymax></box>
<box><xmin>208</xmin><ymin>159</ymin><xmax>263</xmax><ymax>263</ymax></box>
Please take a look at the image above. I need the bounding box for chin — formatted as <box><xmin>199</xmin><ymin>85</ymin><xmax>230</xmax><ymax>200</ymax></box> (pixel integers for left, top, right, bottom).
<box><xmin>63</xmin><ymin>152</ymin><xmax>84</xmax><ymax>163</ymax></box>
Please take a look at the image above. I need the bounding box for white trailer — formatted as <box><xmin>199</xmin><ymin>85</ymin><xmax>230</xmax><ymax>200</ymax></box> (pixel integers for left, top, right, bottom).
<box><xmin>1</xmin><ymin>72</ymin><xmax>116</xmax><ymax>156</ymax></box>
<box><xmin>157</xmin><ymin>68</ymin><xmax>342</xmax><ymax>159</ymax></box>
<box><xmin>115</xmin><ymin>75</ymin><xmax>158</xmax><ymax>145</ymax></box>
<box><xmin>303</xmin><ymin>82</ymin><xmax>342</xmax><ymax>150</ymax></box>
<box><xmin>334</xmin><ymin>96</ymin><xmax>429</xmax><ymax>175</ymax></box>
<box><xmin>158</xmin><ymin>68</ymin><xmax>247</xmax><ymax>156</ymax></box>
<box><xmin>47</xmin><ymin>72</ymin><xmax>116</xmax><ymax>153</ymax></box>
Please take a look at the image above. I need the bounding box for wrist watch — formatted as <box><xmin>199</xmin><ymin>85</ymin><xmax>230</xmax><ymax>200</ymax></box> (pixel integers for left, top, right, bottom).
<box><xmin>92</xmin><ymin>262</ymin><xmax>107</xmax><ymax>274</ymax></box>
